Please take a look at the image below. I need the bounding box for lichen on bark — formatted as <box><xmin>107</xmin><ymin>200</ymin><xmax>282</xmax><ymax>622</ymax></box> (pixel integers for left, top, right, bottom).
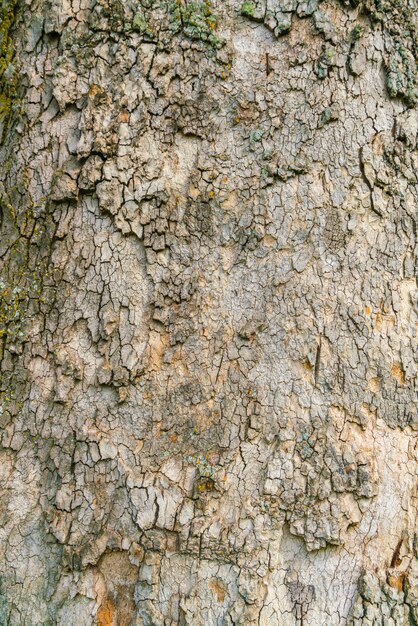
<box><xmin>241</xmin><ymin>0</ymin><xmax>418</xmax><ymax>105</ymax></box>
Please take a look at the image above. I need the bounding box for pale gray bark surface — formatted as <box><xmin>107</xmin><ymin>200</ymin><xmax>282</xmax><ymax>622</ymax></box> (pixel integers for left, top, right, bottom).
<box><xmin>0</xmin><ymin>0</ymin><xmax>417</xmax><ymax>623</ymax></box>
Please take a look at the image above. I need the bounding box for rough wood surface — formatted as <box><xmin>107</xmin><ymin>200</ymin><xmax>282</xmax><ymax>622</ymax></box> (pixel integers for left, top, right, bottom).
<box><xmin>0</xmin><ymin>0</ymin><xmax>417</xmax><ymax>623</ymax></box>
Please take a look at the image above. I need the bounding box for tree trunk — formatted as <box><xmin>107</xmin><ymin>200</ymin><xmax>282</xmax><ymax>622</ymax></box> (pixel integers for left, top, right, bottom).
<box><xmin>0</xmin><ymin>0</ymin><xmax>417</xmax><ymax>623</ymax></box>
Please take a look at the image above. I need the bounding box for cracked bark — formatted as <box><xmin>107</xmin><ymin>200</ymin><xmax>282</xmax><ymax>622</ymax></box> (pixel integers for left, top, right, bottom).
<box><xmin>0</xmin><ymin>0</ymin><xmax>417</xmax><ymax>624</ymax></box>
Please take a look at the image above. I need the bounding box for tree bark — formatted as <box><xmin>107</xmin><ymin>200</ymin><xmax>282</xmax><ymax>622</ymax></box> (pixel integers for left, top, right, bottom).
<box><xmin>0</xmin><ymin>0</ymin><xmax>417</xmax><ymax>623</ymax></box>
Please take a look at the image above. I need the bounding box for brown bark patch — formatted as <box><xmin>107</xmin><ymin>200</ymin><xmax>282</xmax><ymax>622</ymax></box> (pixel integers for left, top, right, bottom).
<box><xmin>97</xmin><ymin>551</ymin><xmax>138</xmax><ymax>626</ymax></box>
<box><xmin>390</xmin><ymin>363</ymin><xmax>405</xmax><ymax>385</ymax></box>
<box><xmin>97</xmin><ymin>598</ymin><xmax>116</xmax><ymax>626</ymax></box>
<box><xmin>387</xmin><ymin>572</ymin><xmax>406</xmax><ymax>592</ymax></box>
<box><xmin>208</xmin><ymin>578</ymin><xmax>227</xmax><ymax>603</ymax></box>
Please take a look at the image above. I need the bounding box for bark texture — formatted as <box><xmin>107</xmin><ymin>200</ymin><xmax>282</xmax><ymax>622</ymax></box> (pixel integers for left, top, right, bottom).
<box><xmin>0</xmin><ymin>0</ymin><xmax>417</xmax><ymax>623</ymax></box>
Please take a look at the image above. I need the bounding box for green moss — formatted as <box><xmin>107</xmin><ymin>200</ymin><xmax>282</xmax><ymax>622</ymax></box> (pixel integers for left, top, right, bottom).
<box><xmin>121</xmin><ymin>0</ymin><xmax>228</xmax><ymax>52</ymax></box>
<box><xmin>0</xmin><ymin>193</ymin><xmax>56</xmax><ymax>429</ymax></box>
<box><xmin>0</xmin><ymin>191</ymin><xmax>53</xmax><ymax>363</ymax></box>
<box><xmin>250</xmin><ymin>128</ymin><xmax>264</xmax><ymax>143</ymax></box>
<box><xmin>168</xmin><ymin>0</ymin><xmax>225</xmax><ymax>49</ymax></box>
<box><xmin>350</xmin><ymin>24</ymin><xmax>363</xmax><ymax>42</ymax></box>
<box><xmin>0</xmin><ymin>0</ymin><xmax>15</xmax><ymax>70</ymax></box>
<box><xmin>315</xmin><ymin>45</ymin><xmax>335</xmax><ymax>79</ymax></box>
<box><xmin>0</xmin><ymin>93</ymin><xmax>11</xmax><ymax>121</ymax></box>
<box><xmin>241</xmin><ymin>1</ymin><xmax>255</xmax><ymax>18</ymax></box>
<box><xmin>0</xmin><ymin>0</ymin><xmax>17</xmax><ymax>141</ymax></box>
<box><xmin>260</xmin><ymin>164</ymin><xmax>269</xmax><ymax>180</ymax></box>
<box><xmin>362</xmin><ymin>0</ymin><xmax>417</xmax><ymax>106</ymax></box>
<box><xmin>131</xmin><ymin>11</ymin><xmax>154</xmax><ymax>37</ymax></box>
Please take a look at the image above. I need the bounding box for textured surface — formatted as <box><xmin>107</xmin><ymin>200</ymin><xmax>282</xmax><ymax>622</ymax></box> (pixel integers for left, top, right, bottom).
<box><xmin>0</xmin><ymin>0</ymin><xmax>417</xmax><ymax>623</ymax></box>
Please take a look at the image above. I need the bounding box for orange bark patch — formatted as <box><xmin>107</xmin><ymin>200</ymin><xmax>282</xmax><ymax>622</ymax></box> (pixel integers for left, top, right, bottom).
<box><xmin>208</xmin><ymin>578</ymin><xmax>227</xmax><ymax>603</ymax></box>
<box><xmin>388</xmin><ymin>573</ymin><xmax>405</xmax><ymax>592</ymax></box>
<box><xmin>196</xmin><ymin>477</ymin><xmax>215</xmax><ymax>493</ymax></box>
<box><xmin>147</xmin><ymin>329</ymin><xmax>169</xmax><ymax>370</ymax></box>
<box><xmin>390</xmin><ymin>363</ymin><xmax>405</xmax><ymax>385</ymax></box>
<box><xmin>220</xmin><ymin>190</ymin><xmax>236</xmax><ymax>210</ymax></box>
<box><xmin>118</xmin><ymin>110</ymin><xmax>129</xmax><ymax>123</ymax></box>
<box><xmin>88</xmin><ymin>84</ymin><xmax>102</xmax><ymax>98</ymax></box>
<box><xmin>97</xmin><ymin>598</ymin><xmax>115</xmax><ymax>626</ymax></box>
<box><xmin>368</xmin><ymin>377</ymin><xmax>380</xmax><ymax>393</ymax></box>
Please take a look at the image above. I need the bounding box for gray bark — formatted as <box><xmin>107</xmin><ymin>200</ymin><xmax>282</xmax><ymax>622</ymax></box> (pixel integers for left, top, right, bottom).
<box><xmin>0</xmin><ymin>0</ymin><xmax>417</xmax><ymax>623</ymax></box>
